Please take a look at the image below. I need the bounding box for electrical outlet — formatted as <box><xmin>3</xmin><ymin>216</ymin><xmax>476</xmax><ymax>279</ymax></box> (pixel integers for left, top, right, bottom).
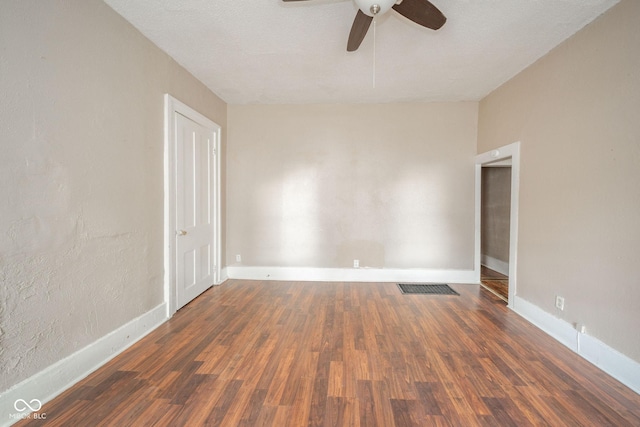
<box><xmin>236</xmin><ymin>254</ymin><xmax>242</xmax><ymax>263</ymax></box>
<box><xmin>353</xmin><ymin>259</ymin><xmax>359</xmax><ymax>268</ymax></box>
<box><xmin>555</xmin><ymin>296</ymin><xmax>565</xmax><ymax>311</ymax></box>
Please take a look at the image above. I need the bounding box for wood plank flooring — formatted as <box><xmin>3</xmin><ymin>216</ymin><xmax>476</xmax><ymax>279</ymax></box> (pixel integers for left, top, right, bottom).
<box><xmin>17</xmin><ymin>280</ymin><xmax>640</xmax><ymax>426</ymax></box>
<box><xmin>481</xmin><ymin>266</ymin><xmax>509</xmax><ymax>302</ymax></box>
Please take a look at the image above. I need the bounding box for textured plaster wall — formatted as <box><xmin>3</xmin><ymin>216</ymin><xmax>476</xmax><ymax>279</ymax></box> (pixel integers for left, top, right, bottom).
<box><xmin>0</xmin><ymin>0</ymin><xmax>227</xmax><ymax>392</ymax></box>
<box><xmin>227</xmin><ymin>103</ymin><xmax>478</xmax><ymax>270</ymax></box>
<box><xmin>478</xmin><ymin>0</ymin><xmax>640</xmax><ymax>362</ymax></box>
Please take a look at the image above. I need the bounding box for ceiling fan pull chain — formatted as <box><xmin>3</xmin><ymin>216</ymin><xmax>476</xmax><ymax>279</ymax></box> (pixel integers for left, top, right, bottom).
<box><xmin>373</xmin><ymin>18</ymin><xmax>376</xmax><ymax>88</ymax></box>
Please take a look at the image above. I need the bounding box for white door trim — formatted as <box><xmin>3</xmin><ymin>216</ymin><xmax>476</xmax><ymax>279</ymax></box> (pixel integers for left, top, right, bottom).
<box><xmin>164</xmin><ymin>94</ymin><xmax>221</xmax><ymax>317</ymax></box>
<box><xmin>475</xmin><ymin>141</ymin><xmax>520</xmax><ymax>309</ymax></box>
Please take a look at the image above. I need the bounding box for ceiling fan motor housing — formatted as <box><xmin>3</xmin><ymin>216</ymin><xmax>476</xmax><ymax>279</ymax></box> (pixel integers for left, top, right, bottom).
<box><xmin>355</xmin><ymin>0</ymin><xmax>396</xmax><ymax>16</ymax></box>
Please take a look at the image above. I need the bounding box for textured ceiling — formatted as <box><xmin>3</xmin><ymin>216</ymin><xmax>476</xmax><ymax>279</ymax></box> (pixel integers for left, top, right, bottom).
<box><xmin>103</xmin><ymin>0</ymin><xmax>618</xmax><ymax>104</ymax></box>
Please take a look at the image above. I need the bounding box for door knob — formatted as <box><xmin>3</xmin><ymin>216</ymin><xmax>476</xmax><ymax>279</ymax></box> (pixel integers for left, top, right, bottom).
<box><xmin>177</xmin><ymin>230</ymin><xmax>187</xmax><ymax>236</ymax></box>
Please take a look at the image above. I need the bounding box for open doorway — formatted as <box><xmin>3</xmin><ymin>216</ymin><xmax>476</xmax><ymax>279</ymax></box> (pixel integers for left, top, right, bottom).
<box><xmin>475</xmin><ymin>142</ymin><xmax>520</xmax><ymax>309</ymax></box>
<box><xmin>480</xmin><ymin>164</ymin><xmax>511</xmax><ymax>302</ymax></box>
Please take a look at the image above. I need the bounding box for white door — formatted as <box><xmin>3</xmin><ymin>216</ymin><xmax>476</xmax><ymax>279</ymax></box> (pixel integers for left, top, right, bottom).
<box><xmin>175</xmin><ymin>112</ymin><xmax>216</xmax><ymax>310</ymax></box>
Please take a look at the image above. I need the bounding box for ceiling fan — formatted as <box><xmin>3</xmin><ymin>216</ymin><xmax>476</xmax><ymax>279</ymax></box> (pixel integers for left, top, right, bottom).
<box><xmin>283</xmin><ymin>0</ymin><xmax>446</xmax><ymax>51</ymax></box>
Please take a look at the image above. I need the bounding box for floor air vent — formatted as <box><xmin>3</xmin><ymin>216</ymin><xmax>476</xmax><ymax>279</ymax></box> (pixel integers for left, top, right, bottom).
<box><xmin>398</xmin><ymin>283</ymin><xmax>459</xmax><ymax>295</ymax></box>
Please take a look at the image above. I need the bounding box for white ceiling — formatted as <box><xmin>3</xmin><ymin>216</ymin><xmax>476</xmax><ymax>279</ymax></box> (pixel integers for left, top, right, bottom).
<box><xmin>103</xmin><ymin>0</ymin><xmax>618</xmax><ymax>105</ymax></box>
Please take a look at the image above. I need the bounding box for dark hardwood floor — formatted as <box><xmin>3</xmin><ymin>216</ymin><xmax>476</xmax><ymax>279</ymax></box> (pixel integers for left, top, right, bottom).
<box><xmin>481</xmin><ymin>266</ymin><xmax>509</xmax><ymax>302</ymax></box>
<box><xmin>18</xmin><ymin>280</ymin><xmax>640</xmax><ymax>426</ymax></box>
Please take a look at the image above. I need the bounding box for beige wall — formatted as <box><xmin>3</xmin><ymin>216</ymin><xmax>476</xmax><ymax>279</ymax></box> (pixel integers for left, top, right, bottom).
<box><xmin>227</xmin><ymin>103</ymin><xmax>478</xmax><ymax>270</ymax></box>
<box><xmin>481</xmin><ymin>167</ymin><xmax>511</xmax><ymax>264</ymax></box>
<box><xmin>0</xmin><ymin>0</ymin><xmax>227</xmax><ymax>392</ymax></box>
<box><xmin>478</xmin><ymin>0</ymin><xmax>640</xmax><ymax>362</ymax></box>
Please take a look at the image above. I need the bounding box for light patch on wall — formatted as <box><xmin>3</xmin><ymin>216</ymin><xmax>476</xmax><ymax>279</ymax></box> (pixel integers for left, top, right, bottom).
<box><xmin>279</xmin><ymin>166</ymin><xmax>319</xmax><ymax>264</ymax></box>
<box><xmin>251</xmin><ymin>166</ymin><xmax>320</xmax><ymax>266</ymax></box>
<box><xmin>386</xmin><ymin>168</ymin><xmax>454</xmax><ymax>268</ymax></box>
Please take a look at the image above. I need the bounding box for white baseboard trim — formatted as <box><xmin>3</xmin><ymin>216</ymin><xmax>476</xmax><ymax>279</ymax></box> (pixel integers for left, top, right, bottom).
<box><xmin>0</xmin><ymin>303</ymin><xmax>168</xmax><ymax>426</ymax></box>
<box><xmin>480</xmin><ymin>255</ymin><xmax>509</xmax><ymax>276</ymax></box>
<box><xmin>226</xmin><ymin>266</ymin><xmax>478</xmax><ymax>284</ymax></box>
<box><xmin>513</xmin><ymin>296</ymin><xmax>640</xmax><ymax>395</ymax></box>
<box><xmin>219</xmin><ymin>267</ymin><xmax>229</xmax><ymax>284</ymax></box>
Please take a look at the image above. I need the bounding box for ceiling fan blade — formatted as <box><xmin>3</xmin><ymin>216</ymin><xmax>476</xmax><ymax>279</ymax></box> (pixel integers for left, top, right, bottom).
<box><xmin>347</xmin><ymin>10</ymin><xmax>373</xmax><ymax>52</ymax></box>
<box><xmin>392</xmin><ymin>0</ymin><xmax>446</xmax><ymax>30</ymax></box>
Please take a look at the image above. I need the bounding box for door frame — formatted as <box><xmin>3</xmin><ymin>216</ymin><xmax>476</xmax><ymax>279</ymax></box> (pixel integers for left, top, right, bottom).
<box><xmin>475</xmin><ymin>141</ymin><xmax>520</xmax><ymax>309</ymax></box>
<box><xmin>164</xmin><ymin>94</ymin><xmax>221</xmax><ymax>317</ymax></box>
